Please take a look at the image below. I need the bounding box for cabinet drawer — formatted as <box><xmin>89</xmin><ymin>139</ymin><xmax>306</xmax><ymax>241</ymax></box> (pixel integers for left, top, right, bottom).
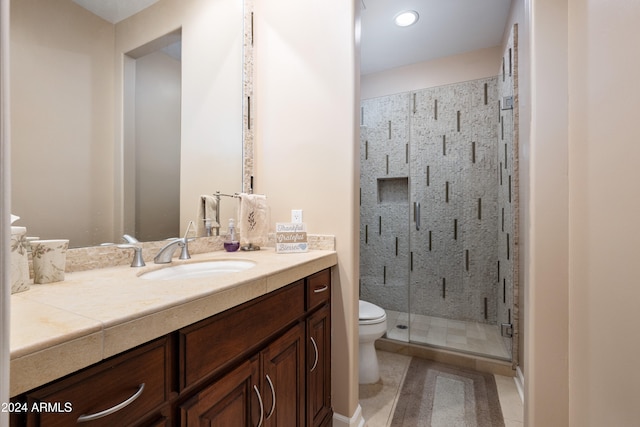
<box><xmin>179</xmin><ymin>281</ymin><xmax>305</xmax><ymax>390</ymax></box>
<box><xmin>306</xmin><ymin>269</ymin><xmax>331</xmax><ymax>311</ymax></box>
<box><xmin>26</xmin><ymin>337</ymin><xmax>170</xmax><ymax>427</ymax></box>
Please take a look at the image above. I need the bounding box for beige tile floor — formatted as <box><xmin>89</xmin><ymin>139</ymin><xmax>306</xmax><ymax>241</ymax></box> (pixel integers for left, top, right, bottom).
<box><xmin>360</xmin><ymin>350</ymin><xmax>523</xmax><ymax>427</ymax></box>
<box><xmin>385</xmin><ymin>310</ymin><xmax>512</xmax><ymax>360</ymax></box>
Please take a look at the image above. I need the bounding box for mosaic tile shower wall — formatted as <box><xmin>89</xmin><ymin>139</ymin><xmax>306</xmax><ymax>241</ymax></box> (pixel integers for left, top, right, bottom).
<box><xmin>360</xmin><ymin>76</ymin><xmax>502</xmax><ymax>324</ymax></box>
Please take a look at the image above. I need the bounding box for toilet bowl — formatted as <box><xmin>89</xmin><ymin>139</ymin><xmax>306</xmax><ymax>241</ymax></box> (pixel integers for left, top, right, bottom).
<box><xmin>359</xmin><ymin>300</ymin><xmax>387</xmax><ymax>384</ymax></box>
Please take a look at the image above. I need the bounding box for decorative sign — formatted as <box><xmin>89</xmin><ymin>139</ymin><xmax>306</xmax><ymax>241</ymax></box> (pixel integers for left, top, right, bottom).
<box><xmin>275</xmin><ymin>223</ymin><xmax>308</xmax><ymax>253</ymax></box>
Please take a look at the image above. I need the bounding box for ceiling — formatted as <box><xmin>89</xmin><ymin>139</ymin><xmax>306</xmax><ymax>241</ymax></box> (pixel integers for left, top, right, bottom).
<box><xmin>72</xmin><ymin>0</ymin><xmax>513</xmax><ymax>75</ymax></box>
<box><xmin>72</xmin><ymin>0</ymin><xmax>160</xmax><ymax>24</ymax></box>
<box><xmin>360</xmin><ymin>0</ymin><xmax>513</xmax><ymax>75</ymax></box>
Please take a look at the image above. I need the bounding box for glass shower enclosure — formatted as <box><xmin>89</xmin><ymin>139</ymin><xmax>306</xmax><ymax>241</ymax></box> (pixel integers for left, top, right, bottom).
<box><xmin>359</xmin><ymin>32</ymin><xmax>518</xmax><ymax>363</ymax></box>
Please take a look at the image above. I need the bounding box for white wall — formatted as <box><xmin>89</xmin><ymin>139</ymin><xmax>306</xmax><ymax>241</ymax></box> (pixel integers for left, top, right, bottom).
<box><xmin>253</xmin><ymin>0</ymin><xmax>360</xmax><ymax>421</ymax></box>
<box><xmin>361</xmin><ymin>46</ymin><xmax>501</xmax><ymax>100</ymax></box>
<box><xmin>567</xmin><ymin>0</ymin><xmax>640</xmax><ymax>425</ymax></box>
<box><xmin>524</xmin><ymin>0</ymin><xmax>640</xmax><ymax>424</ymax></box>
<box><xmin>527</xmin><ymin>0</ymin><xmax>570</xmax><ymax>424</ymax></box>
<box><xmin>526</xmin><ymin>0</ymin><xmax>640</xmax><ymax>425</ymax></box>
<box><xmin>10</xmin><ymin>0</ymin><xmax>115</xmax><ymax>247</ymax></box>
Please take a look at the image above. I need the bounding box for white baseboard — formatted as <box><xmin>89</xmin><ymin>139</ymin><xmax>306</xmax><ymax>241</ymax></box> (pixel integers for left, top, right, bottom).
<box><xmin>333</xmin><ymin>404</ymin><xmax>366</xmax><ymax>427</ymax></box>
<box><xmin>514</xmin><ymin>365</ymin><xmax>525</xmax><ymax>403</ymax></box>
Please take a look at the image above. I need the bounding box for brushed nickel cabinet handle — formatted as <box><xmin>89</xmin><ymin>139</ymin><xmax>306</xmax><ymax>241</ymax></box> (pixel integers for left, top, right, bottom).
<box><xmin>253</xmin><ymin>385</ymin><xmax>264</xmax><ymax>427</ymax></box>
<box><xmin>265</xmin><ymin>374</ymin><xmax>276</xmax><ymax>420</ymax></box>
<box><xmin>77</xmin><ymin>383</ymin><xmax>145</xmax><ymax>423</ymax></box>
<box><xmin>310</xmin><ymin>337</ymin><xmax>319</xmax><ymax>372</ymax></box>
<box><xmin>313</xmin><ymin>285</ymin><xmax>328</xmax><ymax>293</ymax></box>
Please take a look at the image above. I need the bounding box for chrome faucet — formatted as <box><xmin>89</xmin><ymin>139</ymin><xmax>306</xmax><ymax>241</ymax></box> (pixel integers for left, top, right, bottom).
<box><xmin>111</xmin><ymin>234</ymin><xmax>145</xmax><ymax>267</ymax></box>
<box><xmin>153</xmin><ymin>221</ymin><xmax>194</xmax><ymax>264</ymax></box>
<box><xmin>118</xmin><ymin>244</ymin><xmax>146</xmax><ymax>267</ymax></box>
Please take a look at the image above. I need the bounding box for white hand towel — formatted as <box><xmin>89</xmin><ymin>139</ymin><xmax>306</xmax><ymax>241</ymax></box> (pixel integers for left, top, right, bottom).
<box><xmin>196</xmin><ymin>195</ymin><xmax>220</xmax><ymax>237</ymax></box>
<box><xmin>238</xmin><ymin>193</ymin><xmax>269</xmax><ymax>247</ymax></box>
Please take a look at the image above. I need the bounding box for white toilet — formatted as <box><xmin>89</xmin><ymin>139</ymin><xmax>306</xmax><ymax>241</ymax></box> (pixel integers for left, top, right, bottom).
<box><xmin>358</xmin><ymin>300</ymin><xmax>388</xmax><ymax>384</ymax></box>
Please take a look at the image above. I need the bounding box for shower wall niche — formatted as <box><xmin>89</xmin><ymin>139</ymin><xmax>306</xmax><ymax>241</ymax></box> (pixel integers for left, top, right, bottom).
<box><xmin>360</xmin><ymin>76</ymin><xmax>507</xmax><ymax>324</ymax></box>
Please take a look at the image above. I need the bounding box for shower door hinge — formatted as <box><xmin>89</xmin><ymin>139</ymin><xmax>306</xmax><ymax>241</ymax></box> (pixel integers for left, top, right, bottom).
<box><xmin>501</xmin><ymin>96</ymin><xmax>514</xmax><ymax>110</ymax></box>
<box><xmin>501</xmin><ymin>323</ymin><xmax>513</xmax><ymax>338</ymax></box>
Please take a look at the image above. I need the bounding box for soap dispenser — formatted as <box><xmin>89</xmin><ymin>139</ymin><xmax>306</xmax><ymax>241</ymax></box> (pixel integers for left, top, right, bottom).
<box><xmin>224</xmin><ymin>219</ymin><xmax>240</xmax><ymax>252</ymax></box>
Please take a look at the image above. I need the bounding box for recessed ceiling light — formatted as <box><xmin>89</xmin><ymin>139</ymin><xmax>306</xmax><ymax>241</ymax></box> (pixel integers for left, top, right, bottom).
<box><xmin>394</xmin><ymin>10</ymin><xmax>419</xmax><ymax>27</ymax></box>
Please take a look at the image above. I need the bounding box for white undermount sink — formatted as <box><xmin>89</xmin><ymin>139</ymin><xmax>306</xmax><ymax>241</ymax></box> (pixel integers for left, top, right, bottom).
<box><xmin>139</xmin><ymin>259</ymin><xmax>256</xmax><ymax>280</ymax></box>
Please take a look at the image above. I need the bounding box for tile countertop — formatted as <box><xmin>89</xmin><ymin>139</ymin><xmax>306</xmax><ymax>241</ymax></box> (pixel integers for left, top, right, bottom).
<box><xmin>9</xmin><ymin>248</ymin><xmax>337</xmax><ymax>397</ymax></box>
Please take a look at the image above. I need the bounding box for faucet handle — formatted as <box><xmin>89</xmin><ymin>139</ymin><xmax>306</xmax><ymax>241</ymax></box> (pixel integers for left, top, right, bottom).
<box><xmin>179</xmin><ymin>220</ymin><xmax>195</xmax><ymax>260</ymax></box>
<box><xmin>183</xmin><ymin>221</ymin><xmax>195</xmax><ymax>240</ymax></box>
<box><xmin>116</xmin><ymin>244</ymin><xmax>146</xmax><ymax>267</ymax></box>
<box><xmin>179</xmin><ymin>241</ymin><xmax>191</xmax><ymax>260</ymax></box>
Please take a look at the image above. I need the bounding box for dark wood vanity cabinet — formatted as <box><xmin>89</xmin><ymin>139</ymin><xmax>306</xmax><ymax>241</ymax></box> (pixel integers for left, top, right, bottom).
<box><xmin>178</xmin><ymin>268</ymin><xmax>332</xmax><ymax>426</ymax></box>
<box><xmin>178</xmin><ymin>282</ymin><xmax>307</xmax><ymax>427</ymax></box>
<box><xmin>12</xmin><ymin>268</ymin><xmax>332</xmax><ymax>427</ymax></box>
<box><xmin>182</xmin><ymin>323</ymin><xmax>306</xmax><ymax>427</ymax></box>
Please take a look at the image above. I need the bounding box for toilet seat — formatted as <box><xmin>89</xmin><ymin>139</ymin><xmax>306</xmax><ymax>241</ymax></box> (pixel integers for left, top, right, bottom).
<box><xmin>359</xmin><ymin>300</ymin><xmax>386</xmax><ymax>325</ymax></box>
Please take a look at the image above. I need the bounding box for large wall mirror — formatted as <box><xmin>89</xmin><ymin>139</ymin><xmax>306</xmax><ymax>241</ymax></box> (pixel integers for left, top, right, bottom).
<box><xmin>10</xmin><ymin>0</ymin><xmax>251</xmax><ymax>248</ymax></box>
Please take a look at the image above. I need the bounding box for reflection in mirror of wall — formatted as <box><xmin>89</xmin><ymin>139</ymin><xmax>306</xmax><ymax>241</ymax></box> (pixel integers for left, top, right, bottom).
<box><xmin>124</xmin><ymin>30</ymin><xmax>182</xmax><ymax>242</ymax></box>
<box><xmin>10</xmin><ymin>0</ymin><xmax>246</xmax><ymax>248</ymax></box>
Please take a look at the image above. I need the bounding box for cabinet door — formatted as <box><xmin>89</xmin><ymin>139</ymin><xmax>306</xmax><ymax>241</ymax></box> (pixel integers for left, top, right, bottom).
<box><xmin>261</xmin><ymin>323</ymin><xmax>305</xmax><ymax>427</ymax></box>
<box><xmin>307</xmin><ymin>305</ymin><xmax>332</xmax><ymax>427</ymax></box>
<box><xmin>180</xmin><ymin>357</ymin><xmax>261</xmax><ymax>427</ymax></box>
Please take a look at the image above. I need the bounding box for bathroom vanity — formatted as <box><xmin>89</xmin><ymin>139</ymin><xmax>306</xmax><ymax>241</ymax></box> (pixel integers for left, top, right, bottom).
<box><xmin>8</xmin><ymin>249</ymin><xmax>336</xmax><ymax>426</ymax></box>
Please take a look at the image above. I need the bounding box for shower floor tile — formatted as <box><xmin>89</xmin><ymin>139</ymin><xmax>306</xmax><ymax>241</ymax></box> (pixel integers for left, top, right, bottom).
<box><xmin>385</xmin><ymin>310</ymin><xmax>511</xmax><ymax>360</ymax></box>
